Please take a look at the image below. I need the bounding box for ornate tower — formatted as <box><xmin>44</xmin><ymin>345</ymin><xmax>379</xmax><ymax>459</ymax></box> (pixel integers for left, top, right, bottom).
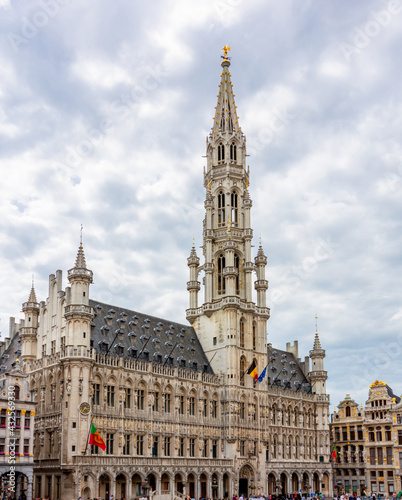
<box><xmin>20</xmin><ymin>285</ymin><xmax>39</xmax><ymax>365</ymax></box>
<box><xmin>64</xmin><ymin>241</ymin><xmax>93</xmax><ymax>348</ymax></box>
<box><xmin>186</xmin><ymin>48</ymin><xmax>270</xmax><ymax>383</ymax></box>
<box><xmin>309</xmin><ymin>330</ymin><xmax>327</xmax><ymax>396</ymax></box>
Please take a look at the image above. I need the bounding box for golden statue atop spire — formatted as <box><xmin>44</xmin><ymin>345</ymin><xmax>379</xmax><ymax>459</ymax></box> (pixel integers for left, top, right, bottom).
<box><xmin>221</xmin><ymin>45</ymin><xmax>231</xmax><ymax>61</ymax></box>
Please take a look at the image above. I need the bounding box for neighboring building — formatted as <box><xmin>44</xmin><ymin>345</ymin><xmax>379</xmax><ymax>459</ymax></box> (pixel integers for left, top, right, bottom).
<box><xmin>3</xmin><ymin>52</ymin><xmax>332</xmax><ymax>500</ymax></box>
<box><xmin>0</xmin><ymin>324</ymin><xmax>35</xmax><ymax>500</ymax></box>
<box><xmin>331</xmin><ymin>381</ymin><xmax>402</xmax><ymax>497</ymax></box>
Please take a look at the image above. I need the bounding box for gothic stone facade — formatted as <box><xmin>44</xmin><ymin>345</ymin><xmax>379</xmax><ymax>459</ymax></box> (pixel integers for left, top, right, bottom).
<box><xmin>4</xmin><ymin>55</ymin><xmax>332</xmax><ymax>500</ymax></box>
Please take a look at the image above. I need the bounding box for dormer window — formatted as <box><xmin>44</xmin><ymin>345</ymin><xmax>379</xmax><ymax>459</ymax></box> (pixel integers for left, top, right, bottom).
<box><xmin>218</xmin><ymin>143</ymin><xmax>225</xmax><ymax>163</ymax></box>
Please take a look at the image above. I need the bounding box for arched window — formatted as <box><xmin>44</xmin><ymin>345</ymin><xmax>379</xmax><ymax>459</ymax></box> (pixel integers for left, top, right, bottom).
<box><xmin>272</xmin><ymin>405</ymin><xmax>276</xmax><ymax>425</ymax></box>
<box><xmin>217</xmin><ymin>254</ymin><xmax>225</xmax><ymax>295</ymax></box>
<box><xmin>240</xmin><ymin>357</ymin><xmax>245</xmax><ymax>387</ymax></box>
<box><xmin>252</xmin><ymin>321</ymin><xmax>256</xmax><ymax>351</ymax></box>
<box><xmin>230</xmin><ymin>143</ymin><xmax>237</xmax><ymax>161</ymax></box>
<box><xmin>295</xmin><ymin>437</ymin><xmax>299</xmax><ymax>459</ymax></box>
<box><xmin>218</xmin><ymin>191</ymin><xmax>225</xmax><ymax>227</ymax></box>
<box><xmin>273</xmin><ymin>436</ymin><xmax>277</xmax><ymax>459</ymax></box>
<box><xmin>231</xmin><ymin>191</ymin><xmax>238</xmax><ymax>225</ymax></box>
<box><xmin>14</xmin><ymin>385</ymin><xmax>20</xmax><ymax>400</ymax></box>
<box><xmin>368</xmin><ymin>427</ymin><xmax>375</xmax><ymax>442</ymax></box>
<box><xmin>346</xmin><ymin>406</ymin><xmax>351</xmax><ymax>417</ymax></box>
<box><xmin>376</xmin><ymin>427</ymin><xmax>382</xmax><ymax>442</ymax></box>
<box><xmin>218</xmin><ymin>143</ymin><xmax>225</xmax><ymax>162</ymax></box>
<box><xmin>234</xmin><ymin>253</ymin><xmax>240</xmax><ymax>295</ymax></box>
<box><xmin>220</xmin><ymin>117</ymin><xmax>225</xmax><ymax>132</ymax></box>
<box><xmin>294</xmin><ymin>407</ymin><xmax>298</xmax><ymax>427</ymax></box>
<box><xmin>240</xmin><ymin>318</ymin><xmax>245</xmax><ymax>348</ymax></box>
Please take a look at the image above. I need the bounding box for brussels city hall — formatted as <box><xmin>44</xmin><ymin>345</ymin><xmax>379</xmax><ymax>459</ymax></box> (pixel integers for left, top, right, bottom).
<box><xmin>1</xmin><ymin>51</ymin><xmax>332</xmax><ymax>500</ymax></box>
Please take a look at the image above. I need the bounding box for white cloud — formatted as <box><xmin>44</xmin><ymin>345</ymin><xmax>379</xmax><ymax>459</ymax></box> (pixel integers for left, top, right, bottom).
<box><xmin>0</xmin><ymin>0</ymin><xmax>401</xmax><ymax>408</ymax></box>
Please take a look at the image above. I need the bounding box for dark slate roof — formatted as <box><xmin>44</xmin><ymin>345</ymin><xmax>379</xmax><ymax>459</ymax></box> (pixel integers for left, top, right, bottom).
<box><xmin>266</xmin><ymin>347</ymin><xmax>311</xmax><ymax>393</ymax></box>
<box><xmin>90</xmin><ymin>299</ymin><xmax>214</xmax><ymax>374</ymax></box>
<box><xmin>0</xmin><ymin>333</ymin><xmax>22</xmax><ymax>374</ymax></box>
<box><xmin>386</xmin><ymin>385</ymin><xmax>401</xmax><ymax>404</ymax></box>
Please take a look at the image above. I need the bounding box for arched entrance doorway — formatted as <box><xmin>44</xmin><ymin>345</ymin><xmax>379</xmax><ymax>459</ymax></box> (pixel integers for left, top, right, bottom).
<box><xmin>116</xmin><ymin>474</ymin><xmax>126</xmax><ymax>499</ymax></box>
<box><xmin>99</xmin><ymin>474</ymin><xmax>111</xmax><ymax>500</ymax></box>
<box><xmin>238</xmin><ymin>464</ymin><xmax>254</xmax><ymax>497</ymax></box>
<box><xmin>292</xmin><ymin>473</ymin><xmax>299</xmax><ymax>495</ymax></box>
<box><xmin>83</xmin><ymin>486</ymin><xmax>91</xmax><ymax>500</ymax></box>
<box><xmin>223</xmin><ymin>473</ymin><xmax>230</xmax><ymax>499</ymax></box>
<box><xmin>161</xmin><ymin>473</ymin><xmax>170</xmax><ymax>495</ymax></box>
<box><xmin>268</xmin><ymin>473</ymin><xmax>276</xmax><ymax>495</ymax></box>
<box><xmin>200</xmin><ymin>473</ymin><xmax>207</xmax><ymax>498</ymax></box>
<box><xmin>188</xmin><ymin>473</ymin><xmax>195</xmax><ymax>499</ymax></box>
<box><xmin>147</xmin><ymin>474</ymin><xmax>156</xmax><ymax>496</ymax></box>
<box><xmin>280</xmin><ymin>473</ymin><xmax>288</xmax><ymax>495</ymax></box>
<box><xmin>131</xmin><ymin>474</ymin><xmax>142</xmax><ymax>497</ymax></box>
<box><xmin>322</xmin><ymin>472</ymin><xmax>330</xmax><ymax>495</ymax></box>
<box><xmin>313</xmin><ymin>473</ymin><xmax>320</xmax><ymax>495</ymax></box>
<box><xmin>175</xmin><ymin>473</ymin><xmax>184</xmax><ymax>494</ymax></box>
<box><xmin>302</xmin><ymin>473</ymin><xmax>310</xmax><ymax>496</ymax></box>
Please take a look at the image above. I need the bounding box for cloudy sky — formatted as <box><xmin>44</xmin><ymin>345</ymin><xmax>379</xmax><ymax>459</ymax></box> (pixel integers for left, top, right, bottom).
<box><xmin>1</xmin><ymin>0</ymin><xmax>402</xmax><ymax>407</ymax></box>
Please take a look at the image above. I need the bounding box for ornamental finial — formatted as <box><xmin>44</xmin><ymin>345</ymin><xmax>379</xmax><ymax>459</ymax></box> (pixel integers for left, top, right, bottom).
<box><xmin>221</xmin><ymin>45</ymin><xmax>231</xmax><ymax>61</ymax></box>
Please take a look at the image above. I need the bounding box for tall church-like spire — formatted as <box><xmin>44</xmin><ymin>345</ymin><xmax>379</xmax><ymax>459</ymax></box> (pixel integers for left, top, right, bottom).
<box><xmin>187</xmin><ymin>48</ymin><xmax>269</xmax><ymax>382</ymax></box>
<box><xmin>212</xmin><ymin>45</ymin><xmax>241</xmax><ymax>136</ymax></box>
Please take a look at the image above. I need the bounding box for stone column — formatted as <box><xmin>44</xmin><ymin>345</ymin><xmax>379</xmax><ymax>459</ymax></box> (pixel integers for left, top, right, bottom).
<box><xmin>195</xmin><ymin>474</ymin><xmax>200</xmax><ymax>500</ymax></box>
<box><xmin>27</xmin><ymin>474</ymin><xmax>33</xmax><ymax>500</ymax></box>
<box><xmin>219</xmin><ymin>475</ymin><xmax>224</xmax><ymax>500</ymax></box>
<box><xmin>111</xmin><ymin>477</ymin><xmax>116</xmax><ymax>499</ymax></box>
<box><xmin>206</xmin><ymin>474</ymin><xmax>211</xmax><ymax>500</ymax></box>
<box><xmin>126</xmin><ymin>478</ymin><xmax>132</xmax><ymax>500</ymax></box>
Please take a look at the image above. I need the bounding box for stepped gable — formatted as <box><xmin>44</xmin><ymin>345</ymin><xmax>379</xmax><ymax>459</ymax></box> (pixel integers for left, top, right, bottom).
<box><xmin>90</xmin><ymin>299</ymin><xmax>214</xmax><ymax>374</ymax></box>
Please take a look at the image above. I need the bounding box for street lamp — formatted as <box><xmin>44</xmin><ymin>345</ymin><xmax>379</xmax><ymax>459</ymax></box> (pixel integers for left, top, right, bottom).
<box><xmin>142</xmin><ymin>478</ymin><xmax>149</xmax><ymax>500</ymax></box>
<box><xmin>250</xmin><ymin>478</ymin><xmax>256</xmax><ymax>495</ymax></box>
<box><xmin>212</xmin><ymin>478</ymin><xmax>218</xmax><ymax>499</ymax></box>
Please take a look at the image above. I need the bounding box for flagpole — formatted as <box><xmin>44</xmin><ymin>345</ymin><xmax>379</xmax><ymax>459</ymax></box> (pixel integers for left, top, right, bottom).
<box><xmin>83</xmin><ymin>415</ymin><xmax>94</xmax><ymax>455</ymax></box>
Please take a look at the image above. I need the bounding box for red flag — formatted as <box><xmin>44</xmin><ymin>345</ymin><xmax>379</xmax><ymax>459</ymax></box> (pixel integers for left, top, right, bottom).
<box><xmin>88</xmin><ymin>423</ymin><xmax>106</xmax><ymax>451</ymax></box>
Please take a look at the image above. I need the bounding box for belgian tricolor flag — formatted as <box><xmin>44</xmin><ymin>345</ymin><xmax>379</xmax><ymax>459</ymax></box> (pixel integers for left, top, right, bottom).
<box><xmin>246</xmin><ymin>360</ymin><xmax>258</xmax><ymax>380</ymax></box>
<box><xmin>88</xmin><ymin>423</ymin><xmax>106</xmax><ymax>451</ymax></box>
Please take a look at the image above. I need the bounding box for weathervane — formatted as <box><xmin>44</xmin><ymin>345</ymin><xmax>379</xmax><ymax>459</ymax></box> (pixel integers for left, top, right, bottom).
<box><xmin>221</xmin><ymin>45</ymin><xmax>231</xmax><ymax>61</ymax></box>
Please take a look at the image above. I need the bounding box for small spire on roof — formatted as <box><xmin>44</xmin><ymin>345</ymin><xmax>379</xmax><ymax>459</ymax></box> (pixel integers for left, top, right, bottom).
<box><xmin>28</xmin><ymin>275</ymin><xmax>37</xmax><ymax>303</ymax></box>
<box><xmin>313</xmin><ymin>331</ymin><xmax>321</xmax><ymax>350</ymax></box>
<box><xmin>75</xmin><ymin>242</ymin><xmax>87</xmax><ymax>269</ymax></box>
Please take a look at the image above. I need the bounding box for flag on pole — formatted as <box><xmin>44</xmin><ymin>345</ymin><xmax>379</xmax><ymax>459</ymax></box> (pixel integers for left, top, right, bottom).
<box><xmin>246</xmin><ymin>360</ymin><xmax>258</xmax><ymax>380</ymax></box>
<box><xmin>258</xmin><ymin>365</ymin><xmax>267</xmax><ymax>382</ymax></box>
<box><xmin>88</xmin><ymin>423</ymin><xmax>106</xmax><ymax>451</ymax></box>
<box><xmin>332</xmin><ymin>445</ymin><xmax>337</xmax><ymax>462</ymax></box>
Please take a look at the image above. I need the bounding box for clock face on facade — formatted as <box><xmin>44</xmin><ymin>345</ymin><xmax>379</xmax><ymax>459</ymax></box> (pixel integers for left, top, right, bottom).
<box><xmin>79</xmin><ymin>402</ymin><xmax>91</xmax><ymax>415</ymax></box>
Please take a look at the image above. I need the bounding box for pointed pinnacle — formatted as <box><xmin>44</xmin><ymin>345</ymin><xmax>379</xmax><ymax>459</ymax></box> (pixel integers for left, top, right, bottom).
<box><xmin>28</xmin><ymin>286</ymin><xmax>37</xmax><ymax>303</ymax></box>
<box><xmin>75</xmin><ymin>242</ymin><xmax>87</xmax><ymax>269</ymax></box>
<box><xmin>313</xmin><ymin>331</ymin><xmax>322</xmax><ymax>350</ymax></box>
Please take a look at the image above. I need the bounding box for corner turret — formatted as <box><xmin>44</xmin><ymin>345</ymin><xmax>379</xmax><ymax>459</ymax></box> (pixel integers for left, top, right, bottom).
<box><xmin>64</xmin><ymin>242</ymin><xmax>93</xmax><ymax>348</ymax></box>
<box><xmin>20</xmin><ymin>284</ymin><xmax>40</xmax><ymax>364</ymax></box>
